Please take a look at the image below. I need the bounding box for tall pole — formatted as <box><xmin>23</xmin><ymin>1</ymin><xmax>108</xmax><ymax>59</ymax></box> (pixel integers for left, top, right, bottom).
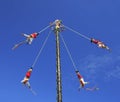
<box><xmin>56</xmin><ymin>30</ymin><xmax>62</xmax><ymax>102</ymax></box>
<box><xmin>54</xmin><ymin>20</ymin><xmax>62</xmax><ymax>102</ymax></box>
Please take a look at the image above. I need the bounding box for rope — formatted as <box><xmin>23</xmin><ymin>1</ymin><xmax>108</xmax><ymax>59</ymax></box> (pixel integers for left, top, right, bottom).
<box><xmin>63</xmin><ymin>25</ymin><xmax>91</xmax><ymax>41</ymax></box>
<box><xmin>38</xmin><ymin>25</ymin><xmax>50</xmax><ymax>34</ymax></box>
<box><xmin>60</xmin><ymin>34</ymin><xmax>78</xmax><ymax>71</ymax></box>
<box><xmin>12</xmin><ymin>40</ymin><xmax>27</xmax><ymax>50</ymax></box>
<box><xmin>31</xmin><ymin>30</ymin><xmax>51</xmax><ymax>68</ymax></box>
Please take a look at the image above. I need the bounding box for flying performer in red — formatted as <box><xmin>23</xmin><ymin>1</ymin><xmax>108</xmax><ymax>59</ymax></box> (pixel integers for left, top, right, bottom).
<box><xmin>21</xmin><ymin>67</ymin><xmax>33</xmax><ymax>88</ymax></box>
<box><xmin>76</xmin><ymin>70</ymin><xmax>89</xmax><ymax>88</ymax></box>
<box><xmin>76</xmin><ymin>70</ymin><xmax>98</xmax><ymax>91</ymax></box>
<box><xmin>90</xmin><ymin>38</ymin><xmax>110</xmax><ymax>51</ymax></box>
<box><xmin>21</xmin><ymin>67</ymin><xmax>36</xmax><ymax>95</ymax></box>
<box><xmin>12</xmin><ymin>32</ymin><xmax>39</xmax><ymax>50</ymax></box>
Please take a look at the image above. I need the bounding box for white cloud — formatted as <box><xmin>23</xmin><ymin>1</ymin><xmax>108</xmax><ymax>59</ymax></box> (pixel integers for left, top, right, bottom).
<box><xmin>77</xmin><ymin>50</ymin><xmax>120</xmax><ymax>81</ymax></box>
<box><xmin>106</xmin><ymin>66</ymin><xmax>120</xmax><ymax>80</ymax></box>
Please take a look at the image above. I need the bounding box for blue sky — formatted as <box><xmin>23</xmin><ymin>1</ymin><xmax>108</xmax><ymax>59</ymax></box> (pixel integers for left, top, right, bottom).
<box><xmin>0</xmin><ymin>0</ymin><xmax>120</xmax><ymax>102</ymax></box>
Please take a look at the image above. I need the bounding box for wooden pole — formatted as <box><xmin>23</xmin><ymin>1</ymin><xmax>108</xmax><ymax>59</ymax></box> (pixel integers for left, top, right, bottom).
<box><xmin>55</xmin><ymin>29</ymin><xmax>62</xmax><ymax>102</ymax></box>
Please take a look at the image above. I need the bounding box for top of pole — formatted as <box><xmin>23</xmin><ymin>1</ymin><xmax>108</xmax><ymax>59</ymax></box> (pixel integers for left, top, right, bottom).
<box><xmin>50</xmin><ymin>19</ymin><xmax>64</xmax><ymax>33</ymax></box>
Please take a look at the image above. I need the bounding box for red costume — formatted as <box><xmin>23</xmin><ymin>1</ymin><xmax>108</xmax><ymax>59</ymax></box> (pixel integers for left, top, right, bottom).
<box><xmin>30</xmin><ymin>33</ymin><xmax>38</xmax><ymax>38</ymax></box>
<box><xmin>77</xmin><ymin>73</ymin><xmax>83</xmax><ymax>79</ymax></box>
<box><xmin>26</xmin><ymin>71</ymin><xmax>31</xmax><ymax>78</ymax></box>
<box><xmin>91</xmin><ymin>38</ymin><xmax>100</xmax><ymax>44</ymax></box>
<box><xmin>76</xmin><ymin>72</ymin><xmax>85</xmax><ymax>87</ymax></box>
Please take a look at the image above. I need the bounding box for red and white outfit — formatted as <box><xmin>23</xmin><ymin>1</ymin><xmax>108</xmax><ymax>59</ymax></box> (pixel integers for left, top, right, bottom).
<box><xmin>23</xmin><ymin>33</ymin><xmax>38</xmax><ymax>44</ymax></box>
<box><xmin>21</xmin><ymin>68</ymin><xmax>32</xmax><ymax>88</ymax></box>
<box><xmin>91</xmin><ymin>38</ymin><xmax>106</xmax><ymax>48</ymax></box>
<box><xmin>76</xmin><ymin>71</ymin><xmax>88</xmax><ymax>88</ymax></box>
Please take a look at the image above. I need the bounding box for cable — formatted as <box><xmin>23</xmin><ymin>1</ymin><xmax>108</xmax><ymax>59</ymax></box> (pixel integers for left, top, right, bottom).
<box><xmin>60</xmin><ymin>34</ymin><xmax>78</xmax><ymax>71</ymax></box>
<box><xmin>63</xmin><ymin>25</ymin><xmax>91</xmax><ymax>41</ymax></box>
<box><xmin>31</xmin><ymin>30</ymin><xmax>52</xmax><ymax>68</ymax></box>
<box><xmin>38</xmin><ymin>25</ymin><xmax>50</xmax><ymax>34</ymax></box>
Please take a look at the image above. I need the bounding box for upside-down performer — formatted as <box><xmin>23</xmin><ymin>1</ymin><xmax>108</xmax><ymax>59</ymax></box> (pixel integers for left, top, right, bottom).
<box><xmin>91</xmin><ymin>38</ymin><xmax>110</xmax><ymax>51</ymax></box>
<box><xmin>75</xmin><ymin>70</ymin><xmax>99</xmax><ymax>91</ymax></box>
<box><xmin>21</xmin><ymin>67</ymin><xmax>36</xmax><ymax>95</ymax></box>
<box><xmin>76</xmin><ymin>70</ymin><xmax>89</xmax><ymax>88</ymax></box>
<box><xmin>21</xmin><ymin>67</ymin><xmax>33</xmax><ymax>88</ymax></box>
<box><xmin>12</xmin><ymin>32</ymin><xmax>39</xmax><ymax>50</ymax></box>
